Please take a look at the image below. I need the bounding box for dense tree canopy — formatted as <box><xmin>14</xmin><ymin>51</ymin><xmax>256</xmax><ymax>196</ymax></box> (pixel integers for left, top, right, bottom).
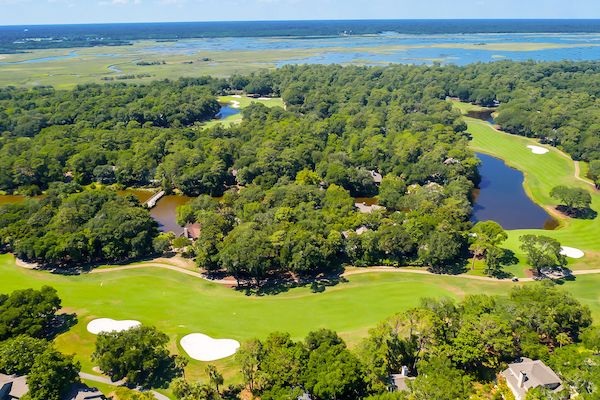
<box><xmin>0</xmin><ymin>184</ymin><xmax>158</xmax><ymax>266</ymax></box>
<box><xmin>0</xmin><ymin>286</ymin><xmax>61</xmax><ymax>340</ymax></box>
<box><xmin>232</xmin><ymin>283</ymin><xmax>595</xmax><ymax>399</ymax></box>
<box><xmin>92</xmin><ymin>325</ymin><xmax>182</xmax><ymax>389</ymax></box>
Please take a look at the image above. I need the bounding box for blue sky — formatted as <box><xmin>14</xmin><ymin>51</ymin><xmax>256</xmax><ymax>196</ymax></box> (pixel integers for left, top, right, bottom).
<box><xmin>1</xmin><ymin>0</ymin><xmax>600</xmax><ymax>25</ymax></box>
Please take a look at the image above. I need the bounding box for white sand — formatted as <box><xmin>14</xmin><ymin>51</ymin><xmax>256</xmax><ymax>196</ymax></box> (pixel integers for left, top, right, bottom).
<box><xmin>231</xmin><ymin>95</ymin><xmax>242</xmax><ymax>98</ymax></box>
<box><xmin>527</xmin><ymin>145</ymin><xmax>549</xmax><ymax>155</ymax></box>
<box><xmin>180</xmin><ymin>333</ymin><xmax>240</xmax><ymax>362</ymax></box>
<box><xmin>560</xmin><ymin>246</ymin><xmax>585</xmax><ymax>259</ymax></box>
<box><xmin>87</xmin><ymin>318</ymin><xmax>141</xmax><ymax>335</ymax></box>
<box><xmin>231</xmin><ymin>101</ymin><xmax>241</xmax><ymax>109</ymax></box>
<box><xmin>258</xmin><ymin>97</ymin><xmax>272</xmax><ymax>100</ymax></box>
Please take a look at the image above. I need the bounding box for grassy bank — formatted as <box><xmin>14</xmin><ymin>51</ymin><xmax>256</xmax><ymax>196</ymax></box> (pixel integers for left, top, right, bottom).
<box><xmin>454</xmin><ymin>101</ymin><xmax>600</xmax><ymax>276</ymax></box>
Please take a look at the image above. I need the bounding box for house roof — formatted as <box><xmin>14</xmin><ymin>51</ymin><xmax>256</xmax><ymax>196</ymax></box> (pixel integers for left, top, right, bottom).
<box><xmin>183</xmin><ymin>223</ymin><xmax>201</xmax><ymax>240</ymax></box>
<box><xmin>64</xmin><ymin>383</ymin><xmax>106</xmax><ymax>400</ymax></box>
<box><xmin>501</xmin><ymin>358</ymin><xmax>562</xmax><ymax>400</ymax></box>
<box><xmin>369</xmin><ymin>170</ymin><xmax>383</xmax><ymax>184</ymax></box>
<box><xmin>0</xmin><ymin>374</ymin><xmax>29</xmax><ymax>399</ymax></box>
<box><xmin>507</xmin><ymin>358</ymin><xmax>561</xmax><ymax>388</ymax></box>
<box><xmin>355</xmin><ymin>202</ymin><xmax>385</xmax><ymax>214</ymax></box>
<box><xmin>390</xmin><ymin>374</ymin><xmax>414</xmax><ymax>392</ymax></box>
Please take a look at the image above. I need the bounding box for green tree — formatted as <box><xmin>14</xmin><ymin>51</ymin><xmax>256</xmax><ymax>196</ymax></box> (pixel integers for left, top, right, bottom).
<box><xmin>550</xmin><ymin>185</ymin><xmax>592</xmax><ymax>213</ymax></box>
<box><xmin>409</xmin><ymin>357</ymin><xmax>473</xmax><ymax>400</ymax></box>
<box><xmin>450</xmin><ymin>314</ymin><xmax>516</xmax><ymax>372</ymax></box>
<box><xmin>92</xmin><ymin>326</ymin><xmax>181</xmax><ymax>389</ymax></box>
<box><xmin>205</xmin><ymin>364</ymin><xmax>224</xmax><ymax>393</ymax></box>
<box><xmin>0</xmin><ymin>286</ymin><xmax>61</xmax><ymax>340</ymax></box>
<box><xmin>378</xmin><ymin>175</ymin><xmax>406</xmax><ymax>211</ymax></box>
<box><xmin>219</xmin><ymin>224</ymin><xmax>275</xmax><ymax>287</ymax></box>
<box><xmin>302</xmin><ymin>331</ymin><xmax>367</xmax><ymax>400</ymax></box>
<box><xmin>581</xmin><ymin>326</ymin><xmax>600</xmax><ymax>353</ymax></box>
<box><xmin>236</xmin><ymin>339</ymin><xmax>262</xmax><ymax>393</ymax></box>
<box><xmin>419</xmin><ymin>231</ymin><xmax>464</xmax><ymax>273</ymax></box>
<box><xmin>589</xmin><ymin>160</ymin><xmax>600</xmax><ymax>188</ymax></box>
<box><xmin>26</xmin><ymin>348</ymin><xmax>80</xmax><ymax>400</ymax></box>
<box><xmin>519</xmin><ymin>235</ymin><xmax>567</xmax><ymax>275</ymax></box>
<box><xmin>469</xmin><ymin>221</ymin><xmax>507</xmax><ymax>272</ymax></box>
<box><xmin>0</xmin><ymin>335</ymin><xmax>49</xmax><ymax>375</ymax></box>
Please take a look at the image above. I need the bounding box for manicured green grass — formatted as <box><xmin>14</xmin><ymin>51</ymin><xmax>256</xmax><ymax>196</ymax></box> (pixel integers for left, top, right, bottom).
<box><xmin>1</xmin><ymin>253</ymin><xmax>599</xmax><ymax>386</ymax></box>
<box><xmin>454</xmin><ymin>101</ymin><xmax>600</xmax><ymax>274</ymax></box>
<box><xmin>0</xmin><ymin>255</ymin><xmax>512</xmax><ymax>377</ymax></box>
<box><xmin>201</xmin><ymin>96</ymin><xmax>284</xmax><ymax>129</ymax></box>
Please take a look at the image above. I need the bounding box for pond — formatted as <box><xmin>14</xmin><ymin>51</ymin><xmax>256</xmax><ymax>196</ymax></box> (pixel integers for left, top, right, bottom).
<box><xmin>472</xmin><ymin>152</ymin><xmax>557</xmax><ymax>230</ymax></box>
<box><xmin>216</xmin><ymin>103</ymin><xmax>241</xmax><ymax>119</ymax></box>
<box><xmin>118</xmin><ymin>190</ymin><xmax>193</xmax><ymax>233</ymax></box>
<box><xmin>466</xmin><ymin>109</ymin><xmax>496</xmax><ymax>124</ymax></box>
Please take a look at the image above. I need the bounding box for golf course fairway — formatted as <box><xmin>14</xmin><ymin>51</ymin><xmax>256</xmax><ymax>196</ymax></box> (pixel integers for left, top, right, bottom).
<box><xmin>455</xmin><ymin>101</ymin><xmax>600</xmax><ymax>277</ymax></box>
<box><xmin>1</xmin><ymin>253</ymin><xmax>599</xmax><ymax>385</ymax></box>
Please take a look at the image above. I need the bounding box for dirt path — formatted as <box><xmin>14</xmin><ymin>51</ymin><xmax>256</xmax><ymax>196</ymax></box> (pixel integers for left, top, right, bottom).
<box><xmin>477</xmin><ymin>118</ymin><xmax>596</xmax><ymax>190</ymax></box>
<box><xmin>574</xmin><ymin>161</ymin><xmax>597</xmax><ymax>188</ymax></box>
<box><xmin>91</xmin><ymin>262</ymin><xmax>238</xmax><ymax>285</ymax></box>
<box><xmin>92</xmin><ymin>261</ymin><xmax>600</xmax><ymax>284</ymax></box>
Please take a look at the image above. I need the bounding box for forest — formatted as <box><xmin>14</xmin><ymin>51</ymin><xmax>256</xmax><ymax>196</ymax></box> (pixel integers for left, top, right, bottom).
<box><xmin>1</xmin><ymin>61</ymin><xmax>600</xmax><ymax>270</ymax></box>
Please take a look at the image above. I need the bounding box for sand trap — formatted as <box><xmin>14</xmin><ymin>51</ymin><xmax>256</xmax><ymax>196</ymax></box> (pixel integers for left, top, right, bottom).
<box><xmin>180</xmin><ymin>333</ymin><xmax>240</xmax><ymax>362</ymax></box>
<box><xmin>230</xmin><ymin>101</ymin><xmax>241</xmax><ymax>109</ymax></box>
<box><xmin>527</xmin><ymin>145</ymin><xmax>549</xmax><ymax>155</ymax></box>
<box><xmin>231</xmin><ymin>95</ymin><xmax>242</xmax><ymax>98</ymax></box>
<box><xmin>258</xmin><ymin>97</ymin><xmax>272</xmax><ymax>100</ymax></box>
<box><xmin>560</xmin><ymin>246</ymin><xmax>585</xmax><ymax>259</ymax></box>
<box><xmin>87</xmin><ymin>318</ymin><xmax>141</xmax><ymax>335</ymax></box>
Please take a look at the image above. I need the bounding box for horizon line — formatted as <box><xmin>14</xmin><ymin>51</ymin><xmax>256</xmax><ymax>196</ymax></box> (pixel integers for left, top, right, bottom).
<box><xmin>3</xmin><ymin>18</ymin><xmax>600</xmax><ymax>28</ymax></box>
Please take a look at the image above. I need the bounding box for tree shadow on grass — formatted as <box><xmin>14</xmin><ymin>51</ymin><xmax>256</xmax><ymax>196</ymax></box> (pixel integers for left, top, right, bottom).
<box><xmin>556</xmin><ymin>206</ymin><xmax>597</xmax><ymax>220</ymax></box>
<box><xmin>47</xmin><ymin>312</ymin><xmax>78</xmax><ymax>339</ymax></box>
<box><xmin>235</xmin><ymin>266</ymin><xmax>348</xmax><ymax>296</ymax></box>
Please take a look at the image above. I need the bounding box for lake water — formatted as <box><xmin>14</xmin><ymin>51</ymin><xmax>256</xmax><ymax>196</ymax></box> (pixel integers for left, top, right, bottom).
<box><xmin>472</xmin><ymin>153</ymin><xmax>556</xmax><ymax>230</ymax></box>
<box><xmin>217</xmin><ymin>104</ymin><xmax>241</xmax><ymax>119</ymax></box>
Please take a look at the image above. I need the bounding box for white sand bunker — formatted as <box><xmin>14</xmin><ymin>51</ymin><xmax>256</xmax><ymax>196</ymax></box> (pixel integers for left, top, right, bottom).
<box><xmin>180</xmin><ymin>333</ymin><xmax>240</xmax><ymax>362</ymax></box>
<box><xmin>87</xmin><ymin>318</ymin><xmax>141</xmax><ymax>335</ymax></box>
<box><xmin>527</xmin><ymin>145</ymin><xmax>549</xmax><ymax>155</ymax></box>
<box><xmin>560</xmin><ymin>246</ymin><xmax>585</xmax><ymax>259</ymax></box>
<box><xmin>231</xmin><ymin>95</ymin><xmax>242</xmax><ymax>98</ymax></box>
<box><xmin>230</xmin><ymin>101</ymin><xmax>241</xmax><ymax>109</ymax></box>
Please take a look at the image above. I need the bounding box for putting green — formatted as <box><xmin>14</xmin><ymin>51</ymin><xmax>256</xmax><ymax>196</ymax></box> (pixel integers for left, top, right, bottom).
<box><xmin>455</xmin><ymin>101</ymin><xmax>600</xmax><ymax>276</ymax></box>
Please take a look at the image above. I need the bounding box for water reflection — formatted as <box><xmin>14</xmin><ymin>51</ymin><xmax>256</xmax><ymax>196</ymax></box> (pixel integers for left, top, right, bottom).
<box><xmin>472</xmin><ymin>153</ymin><xmax>556</xmax><ymax>230</ymax></box>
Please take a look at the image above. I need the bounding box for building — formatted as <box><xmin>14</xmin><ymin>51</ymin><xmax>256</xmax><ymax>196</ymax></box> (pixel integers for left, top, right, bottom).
<box><xmin>64</xmin><ymin>383</ymin><xmax>106</xmax><ymax>400</ymax></box>
<box><xmin>369</xmin><ymin>170</ymin><xmax>383</xmax><ymax>184</ymax></box>
<box><xmin>389</xmin><ymin>366</ymin><xmax>414</xmax><ymax>392</ymax></box>
<box><xmin>501</xmin><ymin>358</ymin><xmax>563</xmax><ymax>400</ymax></box>
<box><xmin>181</xmin><ymin>223</ymin><xmax>201</xmax><ymax>241</ymax></box>
<box><xmin>354</xmin><ymin>202</ymin><xmax>385</xmax><ymax>214</ymax></box>
<box><xmin>0</xmin><ymin>374</ymin><xmax>28</xmax><ymax>400</ymax></box>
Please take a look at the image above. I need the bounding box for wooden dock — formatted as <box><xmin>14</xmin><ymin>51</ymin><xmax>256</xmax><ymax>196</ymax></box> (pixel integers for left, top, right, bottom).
<box><xmin>144</xmin><ymin>190</ymin><xmax>165</xmax><ymax>209</ymax></box>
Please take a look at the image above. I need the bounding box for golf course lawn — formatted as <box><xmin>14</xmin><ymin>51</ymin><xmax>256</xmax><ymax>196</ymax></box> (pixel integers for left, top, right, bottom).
<box><xmin>202</xmin><ymin>95</ymin><xmax>284</xmax><ymax>129</ymax></box>
<box><xmin>4</xmin><ymin>253</ymin><xmax>599</xmax><ymax>386</ymax></box>
<box><xmin>454</xmin><ymin>101</ymin><xmax>600</xmax><ymax>277</ymax></box>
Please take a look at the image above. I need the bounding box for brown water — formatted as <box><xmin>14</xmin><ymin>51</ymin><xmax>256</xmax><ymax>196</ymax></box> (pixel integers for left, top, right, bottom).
<box><xmin>0</xmin><ymin>195</ymin><xmax>29</xmax><ymax>205</ymax></box>
<box><xmin>354</xmin><ymin>197</ymin><xmax>378</xmax><ymax>206</ymax></box>
<box><xmin>119</xmin><ymin>190</ymin><xmax>193</xmax><ymax>233</ymax></box>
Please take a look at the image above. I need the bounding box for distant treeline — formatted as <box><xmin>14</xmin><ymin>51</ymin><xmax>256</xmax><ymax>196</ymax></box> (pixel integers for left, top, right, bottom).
<box><xmin>3</xmin><ymin>20</ymin><xmax>600</xmax><ymax>52</ymax></box>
